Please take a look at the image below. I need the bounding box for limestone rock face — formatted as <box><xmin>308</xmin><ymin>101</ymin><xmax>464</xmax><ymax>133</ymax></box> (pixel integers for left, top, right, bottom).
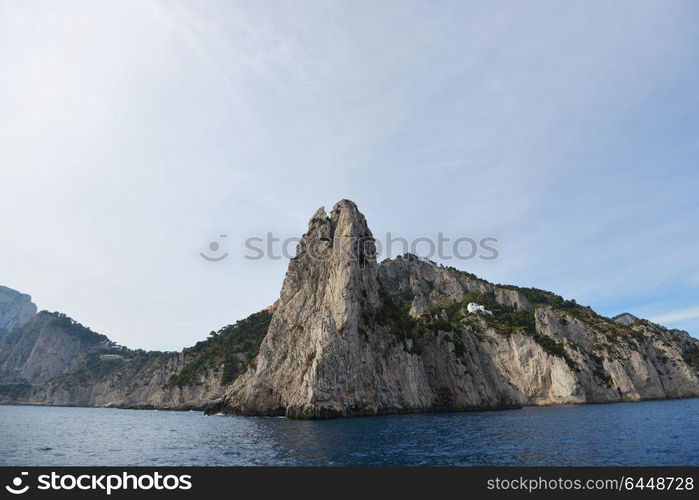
<box><xmin>24</xmin><ymin>351</ymin><xmax>226</xmax><ymax>410</ymax></box>
<box><xmin>216</xmin><ymin>200</ymin><xmax>699</xmax><ymax>418</ymax></box>
<box><xmin>219</xmin><ymin>200</ymin><xmax>434</xmax><ymax>417</ymax></box>
<box><xmin>0</xmin><ymin>312</ymin><xmax>99</xmax><ymax>384</ymax></box>
<box><xmin>217</xmin><ymin>200</ymin><xmax>524</xmax><ymax>417</ymax></box>
<box><xmin>377</xmin><ymin>256</ymin><xmax>531</xmax><ymax>315</ymax></box>
<box><xmin>0</xmin><ymin>286</ymin><xmax>37</xmax><ymax>338</ymax></box>
<box><xmin>0</xmin><ymin>309</ymin><xmax>270</xmax><ymax>410</ymax></box>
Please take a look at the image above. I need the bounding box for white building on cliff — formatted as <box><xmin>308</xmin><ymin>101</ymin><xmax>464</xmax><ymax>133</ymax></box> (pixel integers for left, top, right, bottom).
<box><xmin>467</xmin><ymin>302</ymin><xmax>493</xmax><ymax>315</ymax></box>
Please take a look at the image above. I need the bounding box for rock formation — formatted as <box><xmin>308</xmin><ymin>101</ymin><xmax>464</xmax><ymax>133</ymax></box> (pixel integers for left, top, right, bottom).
<box><xmin>213</xmin><ymin>200</ymin><xmax>699</xmax><ymax>418</ymax></box>
<box><xmin>216</xmin><ymin>200</ymin><xmax>461</xmax><ymax>417</ymax></box>
<box><xmin>0</xmin><ymin>308</ymin><xmax>271</xmax><ymax>410</ymax></box>
<box><xmin>611</xmin><ymin>312</ymin><xmax>639</xmax><ymax>327</ymax></box>
<box><xmin>1</xmin><ymin>200</ymin><xmax>698</xmax><ymax>417</ymax></box>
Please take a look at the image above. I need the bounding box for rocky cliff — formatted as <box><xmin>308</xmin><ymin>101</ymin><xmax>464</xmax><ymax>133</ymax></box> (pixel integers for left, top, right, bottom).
<box><xmin>216</xmin><ymin>200</ymin><xmax>454</xmax><ymax>417</ymax></box>
<box><xmin>2</xmin><ymin>200</ymin><xmax>698</xmax><ymax>417</ymax></box>
<box><xmin>0</xmin><ymin>308</ymin><xmax>271</xmax><ymax>410</ymax></box>
<box><xmin>212</xmin><ymin>200</ymin><xmax>699</xmax><ymax>418</ymax></box>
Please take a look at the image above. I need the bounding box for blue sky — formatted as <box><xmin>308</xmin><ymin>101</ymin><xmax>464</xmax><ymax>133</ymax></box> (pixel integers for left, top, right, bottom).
<box><xmin>1</xmin><ymin>0</ymin><xmax>698</xmax><ymax>349</ymax></box>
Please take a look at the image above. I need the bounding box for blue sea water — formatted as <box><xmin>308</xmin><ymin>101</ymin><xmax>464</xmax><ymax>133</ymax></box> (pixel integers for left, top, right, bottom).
<box><xmin>1</xmin><ymin>399</ymin><xmax>698</xmax><ymax>466</ymax></box>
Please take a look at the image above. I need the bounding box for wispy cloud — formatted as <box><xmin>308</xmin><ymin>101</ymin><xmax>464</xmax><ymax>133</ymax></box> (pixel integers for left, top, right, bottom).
<box><xmin>651</xmin><ymin>306</ymin><xmax>699</xmax><ymax>325</ymax></box>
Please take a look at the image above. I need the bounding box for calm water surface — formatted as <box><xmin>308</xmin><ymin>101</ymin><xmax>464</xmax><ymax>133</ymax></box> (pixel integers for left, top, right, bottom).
<box><xmin>1</xmin><ymin>399</ymin><xmax>698</xmax><ymax>466</ymax></box>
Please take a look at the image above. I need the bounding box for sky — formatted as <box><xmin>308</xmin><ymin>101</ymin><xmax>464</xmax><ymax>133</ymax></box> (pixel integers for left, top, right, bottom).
<box><xmin>1</xmin><ymin>0</ymin><xmax>698</xmax><ymax>350</ymax></box>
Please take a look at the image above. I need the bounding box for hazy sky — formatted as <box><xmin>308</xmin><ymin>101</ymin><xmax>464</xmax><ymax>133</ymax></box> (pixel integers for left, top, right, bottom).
<box><xmin>1</xmin><ymin>0</ymin><xmax>698</xmax><ymax>350</ymax></box>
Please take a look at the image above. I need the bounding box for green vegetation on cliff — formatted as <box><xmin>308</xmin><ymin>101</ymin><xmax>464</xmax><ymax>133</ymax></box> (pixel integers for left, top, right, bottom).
<box><xmin>684</xmin><ymin>347</ymin><xmax>699</xmax><ymax>371</ymax></box>
<box><xmin>51</xmin><ymin>348</ymin><xmax>170</xmax><ymax>388</ymax></box>
<box><xmin>425</xmin><ymin>292</ymin><xmax>580</xmax><ymax>369</ymax></box>
<box><xmin>376</xmin><ymin>287</ymin><xmax>422</xmax><ymax>353</ymax></box>
<box><xmin>0</xmin><ymin>381</ymin><xmax>31</xmax><ymax>400</ymax></box>
<box><xmin>166</xmin><ymin>310</ymin><xmax>272</xmax><ymax>387</ymax></box>
<box><xmin>41</xmin><ymin>311</ymin><xmax>113</xmax><ymax>346</ymax></box>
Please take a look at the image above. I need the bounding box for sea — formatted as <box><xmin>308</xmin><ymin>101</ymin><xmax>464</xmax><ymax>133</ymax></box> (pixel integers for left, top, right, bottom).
<box><xmin>1</xmin><ymin>398</ymin><xmax>697</xmax><ymax>466</ymax></box>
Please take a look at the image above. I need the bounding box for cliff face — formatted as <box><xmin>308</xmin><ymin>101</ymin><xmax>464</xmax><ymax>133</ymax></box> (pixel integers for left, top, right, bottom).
<box><xmin>377</xmin><ymin>258</ymin><xmax>699</xmax><ymax>406</ymax></box>
<box><xmin>0</xmin><ymin>286</ymin><xmax>37</xmax><ymax>338</ymax></box>
<box><xmin>214</xmin><ymin>200</ymin><xmax>699</xmax><ymax>418</ymax></box>
<box><xmin>21</xmin><ymin>350</ymin><xmax>226</xmax><ymax>410</ymax></box>
<box><xmin>0</xmin><ymin>312</ymin><xmax>110</xmax><ymax>384</ymax></box>
<box><xmin>0</xmin><ymin>310</ymin><xmax>271</xmax><ymax>410</ymax></box>
<box><xmin>217</xmin><ymin>200</ymin><xmax>457</xmax><ymax>417</ymax></box>
<box><xmin>2</xmin><ymin>200</ymin><xmax>698</xmax><ymax>417</ymax></box>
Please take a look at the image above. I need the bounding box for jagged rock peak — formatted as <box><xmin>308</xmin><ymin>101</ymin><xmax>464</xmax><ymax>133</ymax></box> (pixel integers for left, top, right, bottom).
<box><xmin>217</xmin><ymin>200</ymin><xmax>414</xmax><ymax>418</ymax></box>
<box><xmin>611</xmin><ymin>312</ymin><xmax>638</xmax><ymax>326</ymax></box>
<box><xmin>304</xmin><ymin>199</ymin><xmax>371</xmax><ymax>237</ymax></box>
<box><xmin>292</xmin><ymin>199</ymin><xmax>376</xmax><ymax>273</ymax></box>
